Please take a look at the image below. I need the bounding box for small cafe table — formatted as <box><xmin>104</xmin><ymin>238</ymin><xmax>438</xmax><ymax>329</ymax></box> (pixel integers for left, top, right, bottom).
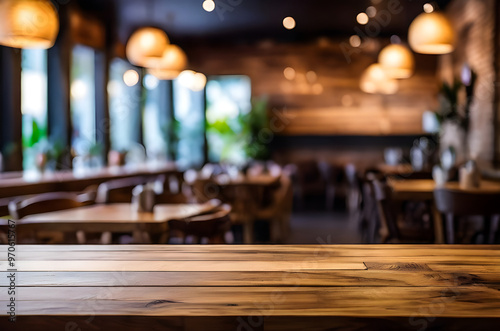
<box><xmin>0</xmin><ymin>202</ymin><xmax>218</xmax><ymax>244</ymax></box>
<box><xmin>388</xmin><ymin>179</ymin><xmax>500</xmax><ymax>243</ymax></box>
<box><xmin>0</xmin><ymin>245</ymin><xmax>499</xmax><ymax>330</ymax></box>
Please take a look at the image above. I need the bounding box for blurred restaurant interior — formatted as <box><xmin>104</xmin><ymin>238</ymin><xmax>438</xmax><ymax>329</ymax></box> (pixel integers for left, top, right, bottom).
<box><xmin>1</xmin><ymin>0</ymin><xmax>500</xmax><ymax>329</ymax></box>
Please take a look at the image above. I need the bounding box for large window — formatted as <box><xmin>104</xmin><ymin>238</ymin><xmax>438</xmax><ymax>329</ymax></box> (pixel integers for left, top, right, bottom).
<box><xmin>70</xmin><ymin>45</ymin><xmax>96</xmax><ymax>157</ymax></box>
<box><xmin>108</xmin><ymin>58</ymin><xmax>142</xmax><ymax>154</ymax></box>
<box><xmin>143</xmin><ymin>74</ymin><xmax>170</xmax><ymax>163</ymax></box>
<box><xmin>21</xmin><ymin>49</ymin><xmax>48</xmax><ymax>170</ymax></box>
<box><xmin>205</xmin><ymin>75</ymin><xmax>252</xmax><ymax>164</ymax></box>
<box><xmin>173</xmin><ymin>80</ymin><xmax>205</xmax><ymax>169</ymax></box>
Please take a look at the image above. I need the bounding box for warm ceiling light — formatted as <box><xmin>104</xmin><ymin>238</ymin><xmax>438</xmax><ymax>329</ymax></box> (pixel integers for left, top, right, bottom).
<box><xmin>157</xmin><ymin>45</ymin><xmax>188</xmax><ymax>71</ymax></box>
<box><xmin>306</xmin><ymin>71</ymin><xmax>317</xmax><ymax>83</ymax></box>
<box><xmin>283</xmin><ymin>17</ymin><xmax>296</xmax><ymax>30</ymax></box>
<box><xmin>349</xmin><ymin>35</ymin><xmax>362</xmax><ymax>47</ymax></box>
<box><xmin>360</xmin><ymin>64</ymin><xmax>399</xmax><ymax>94</ymax></box>
<box><xmin>356</xmin><ymin>13</ymin><xmax>369</xmax><ymax>25</ymax></box>
<box><xmin>378</xmin><ymin>44</ymin><xmax>415</xmax><ymax>79</ymax></box>
<box><xmin>126</xmin><ymin>27</ymin><xmax>169</xmax><ymax>67</ymax></box>
<box><xmin>283</xmin><ymin>67</ymin><xmax>296</xmax><ymax>80</ymax></box>
<box><xmin>408</xmin><ymin>12</ymin><xmax>455</xmax><ymax>54</ymax></box>
<box><xmin>123</xmin><ymin>69</ymin><xmax>140</xmax><ymax>87</ymax></box>
<box><xmin>202</xmin><ymin>0</ymin><xmax>215</xmax><ymax>12</ymax></box>
<box><xmin>0</xmin><ymin>0</ymin><xmax>59</xmax><ymax>49</ymax></box>
<box><xmin>423</xmin><ymin>3</ymin><xmax>434</xmax><ymax>13</ymax></box>
<box><xmin>192</xmin><ymin>72</ymin><xmax>207</xmax><ymax>91</ymax></box>
<box><xmin>149</xmin><ymin>44</ymin><xmax>188</xmax><ymax>80</ymax></box>
<box><xmin>150</xmin><ymin>69</ymin><xmax>182</xmax><ymax>80</ymax></box>
<box><xmin>366</xmin><ymin>6</ymin><xmax>377</xmax><ymax>18</ymax></box>
<box><xmin>178</xmin><ymin>70</ymin><xmax>207</xmax><ymax>91</ymax></box>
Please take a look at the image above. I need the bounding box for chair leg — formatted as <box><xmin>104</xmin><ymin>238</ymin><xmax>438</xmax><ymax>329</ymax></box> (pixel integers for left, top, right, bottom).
<box><xmin>486</xmin><ymin>215</ymin><xmax>498</xmax><ymax>244</ymax></box>
<box><xmin>243</xmin><ymin>220</ymin><xmax>254</xmax><ymax>244</ymax></box>
<box><xmin>100</xmin><ymin>231</ymin><xmax>112</xmax><ymax>245</ymax></box>
<box><xmin>76</xmin><ymin>231</ymin><xmax>86</xmax><ymax>244</ymax></box>
<box><xmin>325</xmin><ymin>186</ymin><xmax>335</xmax><ymax>212</ymax></box>
<box><xmin>445</xmin><ymin>214</ymin><xmax>455</xmax><ymax>244</ymax></box>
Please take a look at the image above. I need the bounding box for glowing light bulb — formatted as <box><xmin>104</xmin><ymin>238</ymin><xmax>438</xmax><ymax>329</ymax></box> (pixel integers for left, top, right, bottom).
<box><xmin>202</xmin><ymin>0</ymin><xmax>215</xmax><ymax>12</ymax></box>
<box><xmin>357</xmin><ymin>13</ymin><xmax>369</xmax><ymax>25</ymax></box>
<box><xmin>423</xmin><ymin>3</ymin><xmax>434</xmax><ymax>13</ymax></box>
<box><xmin>283</xmin><ymin>17</ymin><xmax>296</xmax><ymax>30</ymax></box>
<box><xmin>123</xmin><ymin>69</ymin><xmax>139</xmax><ymax>87</ymax></box>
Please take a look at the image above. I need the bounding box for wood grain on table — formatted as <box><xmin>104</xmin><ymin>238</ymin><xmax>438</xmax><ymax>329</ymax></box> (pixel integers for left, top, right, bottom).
<box><xmin>0</xmin><ymin>245</ymin><xmax>499</xmax><ymax>330</ymax></box>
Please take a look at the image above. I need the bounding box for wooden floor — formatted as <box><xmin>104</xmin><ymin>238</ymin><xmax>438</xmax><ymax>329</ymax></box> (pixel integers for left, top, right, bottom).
<box><xmin>1</xmin><ymin>245</ymin><xmax>499</xmax><ymax>330</ymax></box>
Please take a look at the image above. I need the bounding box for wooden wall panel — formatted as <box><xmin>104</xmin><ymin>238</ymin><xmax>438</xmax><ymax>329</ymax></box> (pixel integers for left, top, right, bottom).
<box><xmin>187</xmin><ymin>40</ymin><xmax>439</xmax><ymax>136</ymax></box>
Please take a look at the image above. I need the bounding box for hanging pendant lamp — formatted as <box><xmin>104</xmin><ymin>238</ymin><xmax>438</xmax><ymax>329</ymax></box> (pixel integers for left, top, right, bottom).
<box><xmin>378</xmin><ymin>44</ymin><xmax>415</xmax><ymax>79</ymax></box>
<box><xmin>360</xmin><ymin>64</ymin><xmax>399</xmax><ymax>95</ymax></box>
<box><xmin>0</xmin><ymin>0</ymin><xmax>59</xmax><ymax>49</ymax></box>
<box><xmin>126</xmin><ymin>27</ymin><xmax>169</xmax><ymax>67</ymax></box>
<box><xmin>149</xmin><ymin>44</ymin><xmax>188</xmax><ymax>80</ymax></box>
<box><xmin>408</xmin><ymin>11</ymin><xmax>455</xmax><ymax>54</ymax></box>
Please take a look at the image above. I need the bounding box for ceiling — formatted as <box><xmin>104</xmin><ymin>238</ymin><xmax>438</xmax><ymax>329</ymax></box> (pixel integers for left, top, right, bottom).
<box><xmin>77</xmin><ymin>0</ymin><xmax>453</xmax><ymax>45</ymax></box>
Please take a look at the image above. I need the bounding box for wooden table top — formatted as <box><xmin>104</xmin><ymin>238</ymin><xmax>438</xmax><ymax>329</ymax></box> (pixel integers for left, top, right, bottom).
<box><xmin>20</xmin><ymin>203</ymin><xmax>216</xmax><ymax>224</ymax></box>
<box><xmin>0</xmin><ymin>245</ymin><xmax>499</xmax><ymax>330</ymax></box>
<box><xmin>388</xmin><ymin>178</ymin><xmax>500</xmax><ymax>200</ymax></box>
<box><xmin>0</xmin><ymin>202</ymin><xmax>217</xmax><ymax>234</ymax></box>
<box><xmin>0</xmin><ymin>163</ymin><xmax>177</xmax><ymax>199</ymax></box>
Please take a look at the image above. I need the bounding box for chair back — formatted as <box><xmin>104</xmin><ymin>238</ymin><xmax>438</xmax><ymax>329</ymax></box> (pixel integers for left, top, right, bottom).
<box><xmin>168</xmin><ymin>204</ymin><xmax>232</xmax><ymax>244</ymax></box>
<box><xmin>154</xmin><ymin>172</ymin><xmax>190</xmax><ymax>204</ymax></box>
<box><xmin>96</xmin><ymin>176</ymin><xmax>149</xmax><ymax>203</ymax></box>
<box><xmin>371</xmin><ymin>179</ymin><xmax>400</xmax><ymax>242</ymax></box>
<box><xmin>434</xmin><ymin>189</ymin><xmax>500</xmax><ymax>216</ymax></box>
<box><xmin>191</xmin><ymin>178</ymin><xmax>222</xmax><ymax>203</ymax></box>
<box><xmin>9</xmin><ymin>192</ymin><xmax>84</xmax><ymax>220</ymax></box>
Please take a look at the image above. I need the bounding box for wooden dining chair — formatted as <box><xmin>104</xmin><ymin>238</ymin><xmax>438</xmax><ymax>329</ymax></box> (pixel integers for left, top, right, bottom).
<box><xmin>190</xmin><ymin>178</ymin><xmax>222</xmax><ymax>203</ymax></box>
<box><xmin>8</xmin><ymin>192</ymin><xmax>89</xmax><ymax>243</ymax></box>
<box><xmin>9</xmin><ymin>192</ymin><xmax>84</xmax><ymax>220</ymax></box>
<box><xmin>254</xmin><ymin>174</ymin><xmax>293</xmax><ymax>243</ymax></box>
<box><xmin>433</xmin><ymin>188</ymin><xmax>500</xmax><ymax>244</ymax></box>
<box><xmin>95</xmin><ymin>176</ymin><xmax>151</xmax><ymax>203</ymax></box>
<box><xmin>372</xmin><ymin>179</ymin><xmax>433</xmax><ymax>243</ymax></box>
<box><xmin>358</xmin><ymin>173</ymin><xmax>380</xmax><ymax>243</ymax></box>
<box><xmin>154</xmin><ymin>172</ymin><xmax>191</xmax><ymax>204</ymax></box>
<box><xmin>167</xmin><ymin>204</ymin><xmax>233</xmax><ymax>244</ymax></box>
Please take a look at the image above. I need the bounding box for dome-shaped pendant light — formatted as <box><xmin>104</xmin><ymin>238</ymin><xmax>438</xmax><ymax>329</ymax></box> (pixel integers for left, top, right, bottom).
<box><xmin>408</xmin><ymin>11</ymin><xmax>455</xmax><ymax>54</ymax></box>
<box><xmin>0</xmin><ymin>0</ymin><xmax>59</xmax><ymax>49</ymax></box>
<box><xmin>360</xmin><ymin>64</ymin><xmax>399</xmax><ymax>95</ymax></box>
<box><xmin>378</xmin><ymin>44</ymin><xmax>415</xmax><ymax>79</ymax></box>
<box><xmin>126</xmin><ymin>27</ymin><xmax>169</xmax><ymax>67</ymax></box>
<box><xmin>149</xmin><ymin>44</ymin><xmax>188</xmax><ymax>80</ymax></box>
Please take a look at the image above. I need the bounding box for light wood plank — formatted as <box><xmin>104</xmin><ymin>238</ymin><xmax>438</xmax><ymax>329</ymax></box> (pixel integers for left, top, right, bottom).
<box><xmin>1</xmin><ymin>286</ymin><xmax>499</xmax><ymax>318</ymax></box>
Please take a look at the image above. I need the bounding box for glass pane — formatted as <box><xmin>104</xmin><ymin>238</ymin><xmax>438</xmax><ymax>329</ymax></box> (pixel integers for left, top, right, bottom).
<box><xmin>21</xmin><ymin>49</ymin><xmax>48</xmax><ymax>170</ymax></box>
<box><xmin>143</xmin><ymin>74</ymin><xmax>169</xmax><ymax>163</ymax></box>
<box><xmin>108</xmin><ymin>58</ymin><xmax>142</xmax><ymax>154</ymax></box>
<box><xmin>173</xmin><ymin>80</ymin><xmax>205</xmax><ymax>169</ymax></box>
<box><xmin>70</xmin><ymin>45</ymin><xmax>96</xmax><ymax>156</ymax></box>
<box><xmin>205</xmin><ymin>75</ymin><xmax>252</xmax><ymax>164</ymax></box>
